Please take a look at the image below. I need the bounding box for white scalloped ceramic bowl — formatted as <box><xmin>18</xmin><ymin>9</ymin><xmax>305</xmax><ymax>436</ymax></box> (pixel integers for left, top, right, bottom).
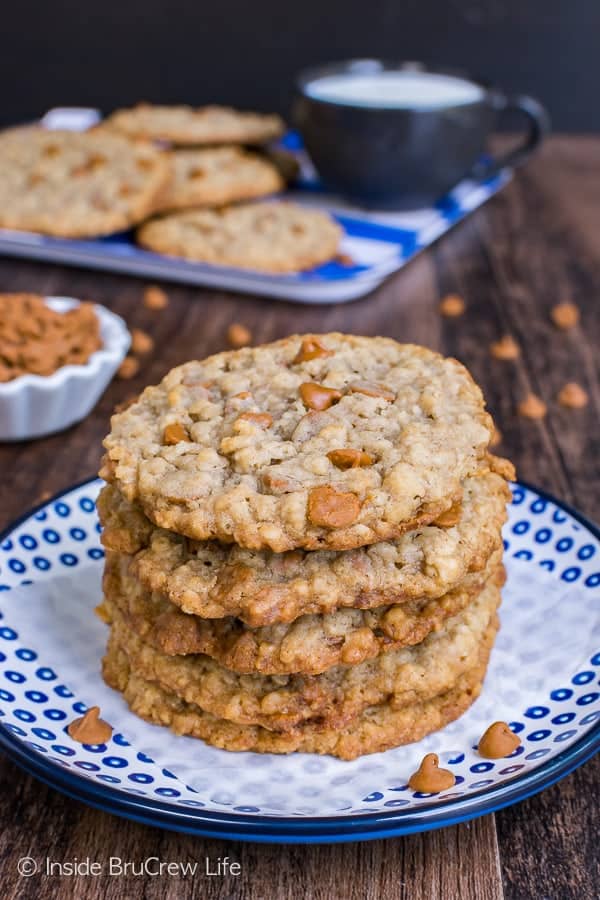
<box><xmin>0</xmin><ymin>296</ymin><xmax>130</xmax><ymax>441</ymax></box>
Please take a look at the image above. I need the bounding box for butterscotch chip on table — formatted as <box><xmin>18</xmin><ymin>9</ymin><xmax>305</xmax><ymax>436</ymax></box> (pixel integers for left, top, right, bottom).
<box><xmin>101</xmin><ymin>334</ymin><xmax>494</xmax><ymax>552</ymax></box>
<box><xmin>517</xmin><ymin>393</ymin><xmax>547</xmax><ymax>419</ymax></box>
<box><xmin>490</xmin><ymin>335</ymin><xmax>520</xmax><ymax>360</ymax></box>
<box><xmin>117</xmin><ymin>356</ymin><xmax>140</xmax><ymax>380</ymax></box>
<box><xmin>143</xmin><ymin>285</ymin><xmax>169</xmax><ymax>310</ymax></box>
<box><xmin>551</xmin><ymin>302</ymin><xmax>579</xmax><ymax>330</ymax></box>
<box><xmin>105</xmin><ymin>103</ymin><xmax>285</xmax><ymax>146</ymax></box>
<box><xmin>439</xmin><ymin>294</ymin><xmax>465</xmax><ymax>317</ymax></box>
<box><xmin>557</xmin><ymin>382</ymin><xmax>588</xmax><ymax>409</ymax></box>
<box><xmin>136</xmin><ymin>203</ymin><xmax>343</xmax><ymax>274</ymax></box>
<box><xmin>102</xmin><ymin>626</ymin><xmax>494</xmax><ymax>759</ymax></box>
<box><xmin>130</xmin><ymin>328</ymin><xmax>154</xmax><ymax>355</ymax></box>
<box><xmin>156</xmin><ymin>147</ymin><xmax>284</xmax><ymax>213</ymax></box>
<box><xmin>227</xmin><ymin>322</ymin><xmax>252</xmax><ymax>349</ymax></box>
<box><xmin>0</xmin><ymin>128</ymin><xmax>170</xmax><ymax>238</ymax></box>
<box><xmin>101</xmin><ymin>545</ymin><xmax>504</xmax><ymax>676</ymax></box>
<box><xmin>96</xmin><ymin>467</ymin><xmax>510</xmax><ymax>626</ymax></box>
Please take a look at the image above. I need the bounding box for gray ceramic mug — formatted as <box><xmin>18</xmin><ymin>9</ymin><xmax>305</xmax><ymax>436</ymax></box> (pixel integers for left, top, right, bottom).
<box><xmin>293</xmin><ymin>60</ymin><xmax>549</xmax><ymax>209</ymax></box>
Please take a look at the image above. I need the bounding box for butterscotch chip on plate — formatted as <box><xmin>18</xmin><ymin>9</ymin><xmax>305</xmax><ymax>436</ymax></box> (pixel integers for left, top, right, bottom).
<box><xmin>101</xmin><ymin>334</ymin><xmax>494</xmax><ymax>551</ymax></box>
<box><xmin>102</xmin><ymin>577</ymin><xmax>500</xmax><ymax>732</ymax></box>
<box><xmin>102</xmin><ymin>628</ymin><xmax>493</xmax><ymax>759</ymax></box>
<box><xmin>156</xmin><ymin>147</ymin><xmax>284</xmax><ymax>213</ymax></box>
<box><xmin>97</xmin><ymin>466</ymin><xmax>510</xmax><ymax>625</ymax></box>
<box><xmin>0</xmin><ymin>127</ymin><xmax>170</xmax><ymax>238</ymax></box>
<box><xmin>105</xmin><ymin>103</ymin><xmax>285</xmax><ymax>146</ymax></box>
<box><xmin>136</xmin><ymin>202</ymin><xmax>342</xmax><ymax>274</ymax></box>
<box><xmin>101</xmin><ymin>543</ymin><xmax>504</xmax><ymax>675</ymax></box>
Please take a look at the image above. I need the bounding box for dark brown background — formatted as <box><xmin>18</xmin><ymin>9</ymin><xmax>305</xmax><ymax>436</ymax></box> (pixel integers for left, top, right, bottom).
<box><xmin>2</xmin><ymin>0</ymin><xmax>597</xmax><ymax>130</ymax></box>
<box><xmin>0</xmin><ymin>136</ymin><xmax>598</xmax><ymax>898</ymax></box>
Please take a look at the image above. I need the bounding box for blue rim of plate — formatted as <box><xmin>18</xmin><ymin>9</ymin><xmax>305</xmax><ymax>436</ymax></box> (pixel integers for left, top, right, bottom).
<box><xmin>0</xmin><ymin>478</ymin><xmax>598</xmax><ymax>844</ymax></box>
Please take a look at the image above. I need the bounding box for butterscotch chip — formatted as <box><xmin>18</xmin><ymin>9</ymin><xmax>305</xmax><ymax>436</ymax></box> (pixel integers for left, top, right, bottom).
<box><xmin>0</xmin><ymin>293</ymin><xmax>102</xmax><ymax>381</ymax></box>
<box><xmin>336</xmin><ymin>253</ymin><xmax>355</xmax><ymax>266</ymax></box>
<box><xmin>490</xmin><ymin>425</ymin><xmax>502</xmax><ymax>448</ymax></box>
<box><xmin>102</xmin><ymin>334</ymin><xmax>495</xmax><ymax>552</ymax></box>
<box><xmin>307</xmin><ymin>486</ymin><xmax>361</xmax><ymax>528</ymax></box>
<box><xmin>408</xmin><ymin>753</ymin><xmax>456</xmax><ymax>792</ymax></box>
<box><xmin>557</xmin><ymin>382</ymin><xmax>588</xmax><ymax>409</ymax></box>
<box><xmin>478</xmin><ymin>721</ymin><xmax>521</xmax><ymax>758</ymax></box>
<box><xmin>293</xmin><ymin>336</ymin><xmax>333</xmax><ymax>363</ymax></box>
<box><xmin>102</xmin><ymin>620</ymin><xmax>495</xmax><ymax>759</ymax></box>
<box><xmin>433</xmin><ymin>501</ymin><xmax>462</xmax><ymax>528</ymax></box>
<box><xmin>105</xmin><ymin>103</ymin><xmax>285</xmax><ymax>146</ymax></box>
<box><xmin>117</xmin><ymin>356</ymin><xmax>140</xmax><ymax>380</ymax></box>
<box><xmin>327</xmin><ymin>449</ymin><xmax>374</xmax><ymax>469</ymax></box>
<box><xmin>347</xmin><ymin>381</ymin><xmax>395</xmax><ymax>401</ymax></box>
<box><xmin>439</xmin><ymin>294</ymin><xmax>465</xmax><ymax>317</ymax></box>
<box><xmin>67</xmin><ymin>706</ymin><xmax>112</xmax><ymax>744</ymax></box>
<box><xmin>0</xmin><ymin>128</ymin><xmax>170</xmax><ymax>238</ymax></box>
<box><xmin>551</xmin><ymin>302</ymin><xmax>579</xmax><ymax>330</ymax></box>
<box><xmin>143</xmin><ymin>285</ymin><xmax>169</xmax><ymax>310</ymax></box>
<box><xmin>102</xmin><ymin>579</ymin><xmax>500</xmax><ymax>734</ymax></box>
<box><xmin>130</xmin><ymin>328</ymin><xmax>154</xmax><ymax>355</ymax></box>
<box><xmin>518</xmin><ymin>393</ymin><xmax>547</xmax><ymax>419</ymax></box>
<box><xmin>227</xmin><ymin>323</ymin><xmax>252</xmax><ymax>349</ymax></box>
<box><xmin>163</xmin><ymin>422</ymin><xmax>189</xmax><ymax>444</ymax></box>
<box><xmin>236</xmin><ymin>412</ymin><xmax>273</xmax><ymax>428</ymax></box>
<box><xmin>300</xmin><ymin>382</ymin><xmax>342</xmax><ymax>411</ymax></box>
<box><xmin>97</xmin><ymin>469</ymin><xmax>509</xmax><ymax>628</ymax></box>
<box><xmin>490</xmin><ymin>336</ymin><xmax>520</xmax><ymax>360</ymax></box>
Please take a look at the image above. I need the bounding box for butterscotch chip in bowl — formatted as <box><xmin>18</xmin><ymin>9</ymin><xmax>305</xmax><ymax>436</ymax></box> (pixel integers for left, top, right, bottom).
<box><xmin>101</xmin><ymin>334</ymin><xmax>494</xmax><ymax>551</ymax></box>
<box><xmin>517</xmin><ymin>393</ymin><xmax>547</xmax><ymax>420</ymax></box>
<box><xmin>551</xmin><ymin>302</ymin><xmax>579</xmax><ymax>330</ymax></box>
<box><xmin>490</xmin><ymin>335</ymin><xmax>520</xmax><ymax>360</ymax></box>
<box><xmin>557</xmin><ymin>382</ymin><xmax>588</xmax><ymax>409</ymax></box>
<box><xmin>0</xmin><ymin>294</ymin><xmax>129</xmax><ymax>441</ymax></box>
<box><xmin>439</xmin><ymin>294</ymin><xmax>465</xmax><ymax>317</ymax></box>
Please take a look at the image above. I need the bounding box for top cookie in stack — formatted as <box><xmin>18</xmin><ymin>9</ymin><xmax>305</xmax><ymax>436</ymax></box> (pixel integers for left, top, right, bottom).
<box><xmin>99</xmin><ymin>333</ymin><xmax>514</xmax><ymax>759</ymax></box>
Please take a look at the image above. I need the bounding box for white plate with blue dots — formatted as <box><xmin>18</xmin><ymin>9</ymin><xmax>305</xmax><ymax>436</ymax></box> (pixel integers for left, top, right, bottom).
<box><xmin>0</xmin><ymin>480</ymin><xmax>598</xmax><ymax>844</ymax></box>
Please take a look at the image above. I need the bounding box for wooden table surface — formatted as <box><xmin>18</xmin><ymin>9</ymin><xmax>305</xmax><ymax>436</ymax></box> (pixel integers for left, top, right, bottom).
<box><xmin>0</xmin><ymin>135</ymin><xmax>598</xmax><ymax>900</ymax></box>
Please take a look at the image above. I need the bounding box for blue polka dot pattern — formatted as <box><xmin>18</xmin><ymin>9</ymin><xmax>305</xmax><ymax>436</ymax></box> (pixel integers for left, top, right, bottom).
<box><xmin>0</xmin><ymin>477</ymin><xmax>596</xmax><ymax>822</ymax></box>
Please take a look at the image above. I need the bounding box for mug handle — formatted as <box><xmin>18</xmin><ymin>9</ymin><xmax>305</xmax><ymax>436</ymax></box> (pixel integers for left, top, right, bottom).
<box><xmin>472</xmin><ymin>94</ymin><xmax>550</xmax><ymax>179</ymax></box>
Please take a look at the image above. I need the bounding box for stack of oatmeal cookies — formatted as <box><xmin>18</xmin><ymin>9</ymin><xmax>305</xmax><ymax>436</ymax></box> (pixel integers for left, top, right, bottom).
<box><xmin>97</xmin><ymin>333</ymin><xmax>514</xmax><ymax>760</ymax></box>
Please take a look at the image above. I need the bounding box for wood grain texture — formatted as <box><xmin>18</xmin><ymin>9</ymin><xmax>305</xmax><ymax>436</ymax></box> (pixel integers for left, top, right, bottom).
<box><xmin>0</xmin><ymin>136</ymin><xmax>598</xmax><ymax>899</ymax></box>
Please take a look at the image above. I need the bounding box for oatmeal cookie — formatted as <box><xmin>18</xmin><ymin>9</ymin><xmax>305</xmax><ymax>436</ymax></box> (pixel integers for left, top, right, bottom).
<box><xmin>103</xmin><ymin>635</ymin><xmax>492</xmax><ymax>759</ymax></box>
<box><xmin>98</xmin><ymin>468</ymin><xmax>509</xmax><ymax>626</ymax></box>
<box><xmin>0</xmin><ymin>127</ymin><xmax>171</xmax><ymax>238</ymax></box>
<box><xmin>136</xmin><ymin>203</ymin><xmax>342</xmax><ymax>273</ymax></box>
<box><xmin>156</xmin><ymin>147</ymin><xmax>283</xmax><ymax>212</ymax></box>
<box><xmin>101</xmin><ymin>334</ymin><xmax>497</xmax><ymax>552</ymax></box>
<box><xmin>100</xmin><ymin>547</ymin><xmax>503</xmax><ymax>675</ymax></box>
<box><xmin>102</xmin><ymin>576</ymin><xmax>500</xmax><ymax>733</ymax></box>
<box><xmin>105</xmin><ymin>103</ymin><xmax>285</xmax><ymax>146</ymax></box>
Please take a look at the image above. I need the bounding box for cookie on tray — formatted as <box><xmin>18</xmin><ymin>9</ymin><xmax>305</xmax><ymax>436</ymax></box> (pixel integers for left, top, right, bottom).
<box><xmin>0</xmin><ymin>127</ymin><xmax>171</xmax><ymax>238</ymax></box>
<box><xmin>102</xmin><ymin>576</ymin><xmax>500</xmax><ymax>733</ymax></box>
<box><xmin>105</xmin><ymin>103</ymin><xmax>285</xmax><ymax>146</ymax></box>
<box><xmin>103</xmin><ymin>631</ymin><xmax>494</xmax><ymax>759</ymax></box>
<box><xmin>156</xmin><ymin>147</ymin><xmax>284</xmax><ymax>212</ymax></box>
<box><xmin>101</xmin><ymin>334</ymin><xmax>496</xmax><ymax>552</ymax></box>
<box><xmin>99</xmin><ymin>547</ymin><xmax>503</xmax><ymax>675</ymax></box>
<box><xmin>98</xmin><ymin>467</ymin><xmax>511</xmax><ymax>626</ymax></box>
<box><xmin>136</xmin><ymin>202</ymin><xmax>342</xmax><ymax>273</ymax></box>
